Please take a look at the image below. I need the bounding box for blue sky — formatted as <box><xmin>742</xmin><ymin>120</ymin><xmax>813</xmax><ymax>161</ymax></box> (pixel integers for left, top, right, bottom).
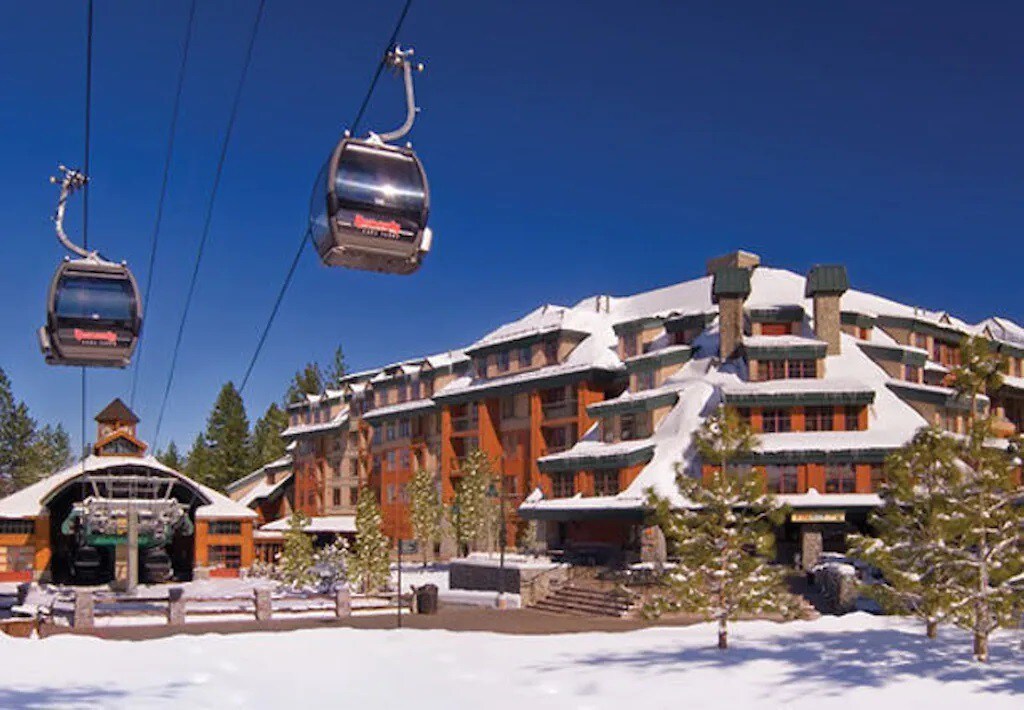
<box><xmin>2</xmin><ymin>1</ymin><xmax>1023</xmax><ymax>455</ymax></box>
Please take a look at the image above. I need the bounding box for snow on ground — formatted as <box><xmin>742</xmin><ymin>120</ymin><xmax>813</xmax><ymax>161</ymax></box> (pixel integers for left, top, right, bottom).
<box><xmin>392</xmin><ymin>562</ymin><xmax>523</xmax><ymax>609</ymax></box>
<box><xmin>0</xmin><ymin>613</ymin><xmax>1021</xmax><ymax>708</ymax></box>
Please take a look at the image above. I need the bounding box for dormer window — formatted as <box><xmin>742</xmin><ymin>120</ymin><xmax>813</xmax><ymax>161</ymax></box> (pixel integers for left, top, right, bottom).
<box><xmin>517</xmin><ymin>346</ymin><xmax>532</xmax><ymax>368</ymax></box>
<box><xmin>476</xmin><ymin>358</ymin><xmax>487</xmax><ymax>379</ymax></box>
<box><xmin>623</xmin><ymin>333</ymin><xmax>638</xmax><ymax>358</ymax></box>
<box><xmin>497</xmin><ymin>350</ymin><xmax>510</xmax><ymax>373</ymax></box>
<box><xmin>544</xmin><ymin>340</ymin><xmax>558</xmax><ymax>365</ymax></box>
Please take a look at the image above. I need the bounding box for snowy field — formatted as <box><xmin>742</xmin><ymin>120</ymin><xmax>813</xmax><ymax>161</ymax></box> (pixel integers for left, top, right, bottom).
<box><xmin>0</xmin><ymin>613</ymin><xmax>1021</xmax><ymax>709</ymax></box>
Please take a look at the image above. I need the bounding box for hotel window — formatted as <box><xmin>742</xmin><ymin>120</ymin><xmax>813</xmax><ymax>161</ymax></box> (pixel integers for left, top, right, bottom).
<box><xmin>372</xmin><ymin>427</ymin><xmax>382</xmax><ymax>444</ymax></box>
<box><xmin>497</xmin><ymin>350</ymin><xmax>510</xmax><ymax>372</ymax></box>
<box><xmin>760</xmin><ymin>323</ymin><xmax>791</xmax><ymax>336</ymax></box>
<box><xmin>787</xmin><ymin>359</ymin><xmax>816</xmax><ymax>379</ymax></box>
<box><xmin>844</xmin><ymin>406</ymin><xmax>861</xmax><ymax>431</ymax></box>
<box><xmin>636</xmin><ymin>370</ymin><xmax>656</xmax><ymax>391</ymax></box>
<box><xmin>913</xmin><ymin>333</ymin><xmax>928</xmax><ymax>350</ymax></box>
<box><xmin>501</xmin><ymin>396</ymin><xmax>516</xmax><ymax>420</ymax></box>
<box><xmin>0</xmin><ymin>520</ymin><xmax>34</xmax><ymax>535</ymax></box>
<box><xmin>386</xmin><ymin>450</ymin><xmax>396</xmax><ymax>470</ymax></box>
<box><xmin>386</xmin><ymin>422</ymin><xmax>396</xmax><ymax>441</ymax></box>
<box><xmin>551</xmin><ymin>472</ymin><xmax>575</xmax><ymax>498</ymax></box>
<box><xmin>602</xmin><ymin>420</ymin><xmax>615</xmax><ymax>443</ymax></box>
<box><xmin>372</xmin><ymin>455</ymin><xmax>382</xmax><ymax>475</ymax></box>
<box><xmin>476</xmin><ymin>358</ymin><xmax>487</xmax><ymax>379</ymax></box>
<box><xmin>517</xmin><ymin>346</ymin><xmax>532</xmax><ymax>368</ymax></box>
<box><xmin>349</xmin><ymin>487</ymin><xmax>360</xmax><ymax>505</ymax></box>
<box><xmin>208</xmin><ymin>545</ymin><xmax>242</xmax><ymax>569</ymax></box>
<box><xmin>762</xmin><ymin>408</ymin><xmax>791</xmax><ymax>433</ymax></box>
<box><xmin>760</xmin><ymin>360</ymin><xmax>786</xmax><ymax>381</ymax></box>
<box><xmin>386</xmin><ymin>484</ymin><xmax>395</xmax><ymax>503</ymax></box>
<box><xmin>825</xmin><ymin>464</ymin><xmax>856</xmax><ymax>493</ymax></box>
<box><xmin>869</xmin><ymin>465</ymin><xmax>885</xmax><ymax>492</ymax></box>
<box><xmin>399</xmin><ymin>449</ymin><xmax>410</xmax><ymax>469</ymax></box>
<box><xmin>620</xmin><ymin>413</ymin><xmax>649</xmax><ymax>441</ymax></box>
<box><xmin>593</xmin><ymin>470</ymin><xmax>620</xmax><ymax>496</ymax></box>
<box><xmin>410</xmin><ymin>378</ymin><xmax>421</xmax><ymax>400</ymax></box>
<box><xmin>398</xmin><ymin>418</ymin><xmax>411</xmax><ymax>438</ymax></box>
<box><xmin>544</xmin><ymin>340</ymin><xmax>559</xmax><ymax>365</ymax></box>
<box><xmin>333</xmin><ymin>488</ymin><xmax>341</xmax><ymax>506</ymax></box>
<box><xmin>903</xmin><ymin>364</ymin><xmax>921</xmax><ymax>383</ymax></box>
<box><xmin>208</xmin><ymin>521</ymin><xmax>241</xmax><ymax>535</ymax></box>
<box><xmin>765</xmin><ymin>464</ymin><xmax>799</xmax><ymax>494</ymax></box>
<box><xmin>805</xmin><ymin>406</ymin><xmax>834</xmax><ymax>432</ymax></box>
<box><xmin>623</xmin><ymin>333</ymin><xmax>638</xmax><ymax>358</ymax></box>
<box><xmin>397</xmin><ymin>383</ymin><xmax>408</xmax><ymax>403</ymax></box>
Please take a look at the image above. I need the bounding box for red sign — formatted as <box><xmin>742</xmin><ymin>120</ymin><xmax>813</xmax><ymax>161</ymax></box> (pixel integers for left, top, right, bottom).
<box><xmin>74</xmin><ymin>328</ymin><xmax>117</xmax><ymax>344</ymax></box>
<box><xmin>354</xmin><ymin>213</ymin><xmax>401</xmax><ymax>236</ymax></box>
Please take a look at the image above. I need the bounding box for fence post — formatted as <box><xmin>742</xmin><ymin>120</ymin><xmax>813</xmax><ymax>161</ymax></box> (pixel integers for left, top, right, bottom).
<box><xmin>334</xmin><ymin>585</ymin><xmax>352</xmax><ymax>619</ymax></box>
<box><xmin>167</xmin><ymin>587</ymin><xmax>185</xmax><ymax>626</ymax></box>
<box><xmin>72</xmin><ymin>590</ymin><xmax>94</xmax><ymax>631</ymax></box>
<box><xmin>254</xmin><ymin>588</ymin><xmax>272</xmax><ymax>622</ymax></box>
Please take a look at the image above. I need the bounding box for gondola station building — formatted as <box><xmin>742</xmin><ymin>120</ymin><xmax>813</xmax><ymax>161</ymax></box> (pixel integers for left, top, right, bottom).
<box><xmin>228</xmin><ymin>250</ymin><xmax>1024</xmax><ymax>570</ymax></box>
<box><xmin>0</xmin><ymin>400</ymin><xmax>256</xmax><ymax>583</ymax></box>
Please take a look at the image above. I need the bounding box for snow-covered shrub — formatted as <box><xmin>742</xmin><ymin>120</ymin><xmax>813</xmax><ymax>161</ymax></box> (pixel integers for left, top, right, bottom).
<box><xmin>813</xmin><ymin>562</ymin><xmax>858</xmax><ymax>615</ymax></box>
<box><xmin>312</xmin><ymin>537</ymin><xmax>349</xmax><ymax>592</ymax></box>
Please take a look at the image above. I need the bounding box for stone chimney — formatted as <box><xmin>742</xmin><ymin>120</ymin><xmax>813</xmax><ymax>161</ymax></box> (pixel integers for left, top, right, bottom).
<box><xmin>712</xmin><ymin>266</ymin><xmax>752</xmax><ymax>360</ymax></box>
<box><xmin>805</xmin><ymin>265</ymin><xmax>849</xmax><ymax>356</ymax></box>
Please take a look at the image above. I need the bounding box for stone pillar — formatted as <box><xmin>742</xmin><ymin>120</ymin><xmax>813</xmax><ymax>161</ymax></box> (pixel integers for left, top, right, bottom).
<box><xmin>334</xmin><ymin>585</ymin><xmax>352</xmax><ymax>618</ymax></box>
<box><xmin>167</xmin><ymin>587</ymin><xmax>186</xmax><ymax>625</ymax></box>
<box><xmin>800</xmin><ymin>525</ymin><xmax>823</xmax><ymax>572</ymax></box>
<box><xmin>73</xmin><ymin>590</ymin><xmax>94</xmax><ymax>630</ymax></box>
<box><xmin>814</xmin><ymin>293</ymin><xmax>843</xmax><ymax>356</ymax></box>
<box><xmin>640</xmin><ymin>525</ymin><xmax>667</xmax><ymax>570</ymax></box>
<box><xmin>254</xmin><ymin>587</ymin><xmax>272</xmax><ymax>622</ymax></box>
<box><xmin>718</xmin><ymin>297</ymin><xmax>745</xmax><ymax>361</ymax></box>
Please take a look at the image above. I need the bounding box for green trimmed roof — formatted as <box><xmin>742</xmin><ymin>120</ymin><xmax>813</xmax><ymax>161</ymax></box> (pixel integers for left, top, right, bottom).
<box><xmin>624</xmin><ymin>346</ymin><xmax>693</xmax><ymax>373</ymax></box>
<box><xmin>745</xmin><ymin>341</ymin><xmax>827</xmax><ymax>361</ymax></box>
<box><xmin>433</xmin><ymin>367</ymin><xmax>623</xmax><ymax>406</ymax></box>
<box><xmin>805</xmin><ymin>265</ymin><xmax>850</xmax><ymax>297</ymax></box>
<box><xmin>886</xmin><ymin>382</ymin><xmax>982</xmax><ymax>411</ymax></box>
<box><xmin>874</xmin><ymin>315</ymin><xmax>964</xmax><ymax>345</ymax></box>
<box><xmin>748</xmin><ymin>306</ymin><xmax>805</xmax><ymax>324</ymax></box>
<box><xmin>664</xmin><ymin>312</ymin><xmax>717</xmax><ymax>334</ymax></box>
<box><xmin>740</xmin><ymin>448</ymin><xmax>893</xmax><ymax>465</ymax></box>
<box><xmin>723</xmin><ymin>389</ymin><xmax>875</xmax><ymax>408</ymax></box>
<box><xmin>537</xmin><ymin>444</ymin><xmax>655</xmax><ymax>473</ymax></box>
<box><xmin>858</xmin><ymin>342</ymin><xmax>927</xmax><ymax>368</ymax></box>
<box><xmin>841</xmin><ymin>311</ymin><xmax>877</xmax><ymax>329</ymax></box>
<box><xmin>612</xmin><ymin>316</ymin><xmax>668</xmax><ymax>335</ymax></box>
<box><xmin>465</xmin><ymin>328</ymin><xmax>586</xmax><ymax>358</ymax></box>
<box><xmin>587</xmin><ymin>390</ymin><xmax>679</xmax><ymax>417</ymax></box>
<box><xmin>712</xmin><ymin>267</ymin><xmax>751</xmax><ymax>302</ymax></box>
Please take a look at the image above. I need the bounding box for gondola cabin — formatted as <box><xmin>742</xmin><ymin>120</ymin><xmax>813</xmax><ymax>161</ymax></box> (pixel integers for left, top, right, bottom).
<box><xmin>38</xmin><ymin>258</ymin><xmax>142</xmax><ymax>368</ymax></box>
<box><xmin>311</xmin><ymin>138</ymin><xmax>431</xmax><ymax>275</ymax></box>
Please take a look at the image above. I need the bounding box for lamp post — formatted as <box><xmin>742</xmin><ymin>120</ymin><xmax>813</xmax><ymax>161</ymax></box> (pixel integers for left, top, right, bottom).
<box><xmin>395</xmin><ymin>462</ymin><xmax>402</xmax><ymax>629</ymax></box>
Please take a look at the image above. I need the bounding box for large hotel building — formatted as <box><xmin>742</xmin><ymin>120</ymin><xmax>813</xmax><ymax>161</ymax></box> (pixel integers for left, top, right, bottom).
<box><xmin>227</xmin><ymin>251</ymin><xmax>1024</xmax><ymax>568</ymax></box>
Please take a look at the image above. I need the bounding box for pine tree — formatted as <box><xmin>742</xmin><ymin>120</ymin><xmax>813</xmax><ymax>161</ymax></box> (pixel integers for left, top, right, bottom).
<box><xmin>286</xmin><ymin>363</ymin><xmax>324</xmax><ymax>403</ymax></box>
<box><xmin>0</xmin><ymin>402</ymin><xmax>39</xmax><ymax>495</ymax></box>
<box><xmin>647</xmin><ymin>406</ymin><xmax>800</xmax><ymax>649</ymax></box>
<box><xmin>203</xmin><ymin>382</ymin><xmax>253</xmax><ymax>491</ymax></box>
<box><xmin>449</xmin><ymin>449</ymin><xmax>497</xmax><ymax>554</ymax></box>
<box><xmin>184</xmin><ymin>433</ymin><xmax>212</xmax><ymax>485</ymax></box>
<box><xmin>29</xmin><ymin>423</ymin><xmax>72</xmax><ymax>478</ymax></box>
<box><xmin>313</xmin><ymin>537</ymin><xmax>349</xmax><ymax>590</ymax></box>
<box><xmin>156</xmin><ymin>441</ymin><xmax>185</xmax><ymax>471</ymax></box>
<box><xmin>252</xmin><ymin>402</ymin><xmax>288</xmax><ymax>467</ymax></box>
<box><xmin>348</xmin><ymin>488</ymin><xmax>390</xmax><ymax>593</ymax></box>
<box><xmin>408</xmin><ymin>468</ymin><xmax>442</xmax><ymax>566</ymax></box>
<box><xmin>849</xmin><ymin>427</ymin><xmax>962</xmax><ymax>638</ymax></box>
<box><xmin>324</xmin><ymin>346</ymin><xmax>347</xmax><ymax>389</ymax></box>
<box><xmin>279</xmin><ymin>512</ymin><xmax>316</xmax><ymax>589</ymax></box>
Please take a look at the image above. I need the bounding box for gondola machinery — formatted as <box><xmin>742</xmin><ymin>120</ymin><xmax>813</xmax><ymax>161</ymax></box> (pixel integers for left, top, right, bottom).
<box><xmin>38</xmin><ymin>166</ymin><xmax>142</xmax><ymax>368</ymax></box>
<box><xmin>310</xmin><ymin>46</ymin><xmax>432</xmax><ymax>275</ymax></box>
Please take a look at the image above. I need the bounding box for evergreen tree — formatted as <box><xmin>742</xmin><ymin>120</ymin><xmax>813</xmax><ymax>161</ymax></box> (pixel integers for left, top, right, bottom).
<box><xmin>203</xmin><ymin>382</ymin><xmax>253</xmax><ymax>491</ymax></box>
<box><xmin>647</xmin><ymin>406</ymin><xmax>800</xmax><ymax>649</ymax></box>
<box><xmin>313</xmin><ymin>537</ymin><xmax>349</xmax><ymax>591</ymax></box>
<box><xmin>156</xmin><ymin>441</ymin><xmax>185</xmax><ymax>471</ymax></box>
<box><xmin>0</xmin><ymin>401</ymin><xmax>39</xmax><ymax>495</ymax></box>
<box><xmin>184</xmin><ymin>433</ymin><xmax>213</xmax><ymax>485</ymax></box>
<box><xmin>252</xmin><ymin>402</ymin><xmax>288</xmax><ymax>467</ymax></box>
<box><xmin>348</xmin><ymin>488</ymin><xmax>390</xmax><ymax>593</ymax></box>
<box><xmin>286</xmin><ymin>363</ymin><xmax>324</xmax><ymax>403</ymax></box>
<box><xmin>408</xmin><ymin>468</ymin><xmax>442</xmax><ymax>566</ymax></box>
<box><xmin>849</xmin><ymin>427</ymin><xmax>962</xmax><ymax>638</ymax></box>
<box><xmin>29</xmin><ymin>423</ymin><xmax>72</xmax><ymax>478</ymax></box>
<box><xmin>324</xmin><ymin>346</ymin><xmax>347</xmax><ymax>389</ymax></box>
<box><xmin>449</xmin><ymin>449</ymin><xmax>497</xmax><ymax>554</ymax></box>
<box><xmin>279</xmin><ymin>512</ymin><xmax>316</xmax><ymax>589</ymax></box>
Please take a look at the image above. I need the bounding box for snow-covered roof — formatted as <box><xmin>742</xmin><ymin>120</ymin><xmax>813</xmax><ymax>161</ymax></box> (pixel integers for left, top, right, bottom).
<box><xmin>362</xmin><ymin>398</ymin><xmax>436</xmax><ymax>421</ymax></box>
<box><xmin>260</xmin><ymin>515</ymin><xmax>356</xmax><ymax>534</ymax></box>
<box><xmin>0</xmin><ymin>455</ymin><xmax>256</xmax><ymax>520</ymax></box>
<box><xmin>281</xmin><ymin>409</ymin><xmax>349</xmax><ymax>438</ymax></box>
<box><xmin>225</xmin><ymin>454</ymin><xmax>292</xmax><ymax>494</ymax></box>
<box><xmin>236</xmin><ymin>473</ymin><xmax>292</xmax><ymax>508</ymax></box>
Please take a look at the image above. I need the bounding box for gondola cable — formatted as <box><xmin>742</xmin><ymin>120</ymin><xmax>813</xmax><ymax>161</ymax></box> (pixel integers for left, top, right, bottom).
<box><xmin>237</xmin><ymin>0</ymin><xmax>416</xmax><ymax>395</ymax></box>
<box><xmin>152</xmin><ymin>0</ymin><xmax>267</xmax><ymax>449</ymax></box>
<box><xmin>129</xmin><ymin>0</ymin><xmax>198</xmax><ymax>411</ymax></box>
<box><xmin>81</xmin><ymin>0</ymin><xmax>93</xmax><ymax>465</ymax></box>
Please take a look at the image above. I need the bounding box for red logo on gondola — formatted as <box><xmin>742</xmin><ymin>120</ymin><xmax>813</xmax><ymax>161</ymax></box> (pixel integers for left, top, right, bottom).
<box><xmin>73</xmin><ymin>329</ymin><xmax>117</xmax><ymax>344</ymax></box>
<box><xmin>354</xmin><ymin>213</ymin><xmax>402</xmax><ymax>236</ymax></box>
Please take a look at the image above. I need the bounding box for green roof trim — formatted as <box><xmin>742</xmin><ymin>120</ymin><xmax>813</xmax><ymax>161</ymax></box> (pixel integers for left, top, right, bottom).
<box><xmin>712</xmin><ymin>267</ymin><xmax>751</xmax><ymax>302</ymax></box>
<box><xmin>465</xmin><ymin>328</ymin><xmax>587</xmax><ymax>358</ymax></box>
<box><xmin>433</xmin><ymin>368</ymin><xmax>622</xmax><ymax>406</ymax></box>
<box><xmin>723</xmin><ymin>389</ymin><xmax>875</xmax><ymax>408</ymax></box>
<box><xmin>537</xmin><ymin>444</ymin><xmax>655</xmax><ymax>473</ymax></box>
<box><xmin>739</xmin><ymin>448</ymin><xmax>894</xmax><ymax>465</ymax></box>
<box><xmin>745</xmin><ymin>342</ymin><xmax>827</xmax><ymax>361</ymax></box>
<box><xmin>664</xmin><ymin>312</ymin><xmax>717</xmax><ymax>334</ymax></box>
<box><xmin>362</xmin><ymin>400</ymin><xmax>438</xmax><ymax>423</ymax></box>
<box><xmin>993</xmin><ymin>341</ymin><xmax>1024</xmax><ymax>360</ymax></box>
<box><xmin>748</xmin><ymin>306</ymin><xmax>805</xmax><ymax>324</ymax></box>
<box><xmin>612</xmin><ymin>316</ymin><xmax>667</xmax><ymax>335</ymax></box>
<box><xmin>624</xmin><ymin>346</ymin><xmax>693</xmax><ymax>373</ymax></box>
<box><xmin>886</xmin><ymin>382</ymin><xmax>979</xmax><ymax>411</ymax></box>
<box><xmin>805</xmin><ymin>265</ymin><xmax>850</xmax><ymax>297</ymax></box>
<box><xmin>518</xmin><ymin>505</ymin><xmax>647</xmax><ymax>522</ymax></box>
<box><xmin>588</xmin><ymin>390</ymin><xmax>679</xmax><ymax>417</ymax></box>
<box><xmin>841</xmin><ymin>311</ymin><xmax>877</xmax><ymax>329</ymax></box>
<box><xmin>858</xmin><ymin>342</ymin><xmax>927</xmax><ymax>368</ymax></box>
<box><xmin>875</xmin><ymin>315</ymin><xmax>964</xmax><ymax>345</ymax></box>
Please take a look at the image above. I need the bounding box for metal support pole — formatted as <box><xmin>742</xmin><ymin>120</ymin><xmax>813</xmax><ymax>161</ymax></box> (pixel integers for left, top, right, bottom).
<box><xmin>396</xmin><ymin>466</ymin><xmax>402</xmax><ymax>629</ymax></box>
<box><xmin>126</xmin><ymin>502</ymin><xmax>138</xmax><ymax>594</ymax></box>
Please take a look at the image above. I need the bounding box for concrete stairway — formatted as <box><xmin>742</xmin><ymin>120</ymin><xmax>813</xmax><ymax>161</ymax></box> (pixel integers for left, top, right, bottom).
<box><xmin>530</xmin><ymin>584</ymin><xmax>638</xmax><ymax>618</ymax></box>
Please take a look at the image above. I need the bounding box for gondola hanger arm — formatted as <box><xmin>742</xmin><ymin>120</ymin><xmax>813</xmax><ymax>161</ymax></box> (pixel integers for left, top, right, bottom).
<box><xmin>374</xmin><ymin>46</ymin><xmax>424</xmax><ymax>144</ymax></box>
<box><xmin>50</xmin><ymin>164</ymin><xmax>97</xmax><ymax>260</ymax></box>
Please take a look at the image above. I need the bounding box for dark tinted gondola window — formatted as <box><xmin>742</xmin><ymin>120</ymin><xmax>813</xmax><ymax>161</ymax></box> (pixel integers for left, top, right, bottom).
<box><xmin>309</xmin><ymin>159</ymin><xmax>331</xmax><ymax>249</ymax></box>
<box><xmin>55</xmin><ymin>276</ymin><xmax>133</xmax><ymax>321</ymax></box>
<box><xmin>335</xmin><ymin>145</ymin><xmax>425</xmax><ymax>215</ymax></box>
